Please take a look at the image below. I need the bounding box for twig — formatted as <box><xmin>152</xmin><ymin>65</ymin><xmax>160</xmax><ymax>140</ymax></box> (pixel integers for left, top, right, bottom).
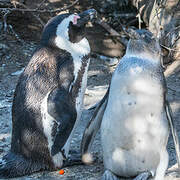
<box><xmin>137</xmin><ymin>13</ymin><xmax>142</xmax><ymax>29</ymax></box>
<box><xmin>163</xmin><ymin>25</ymin><xmax>180</xmax><ymax>39</ymax></box>
<box><xmin>95</xmin><ymin>19</ymin><xmax>128</xmax><ymax>46</ymax></box>
<box><xmin>1</xmin><ymin>9</ymin><xmax>23</xmax><ymax>42</ymax></box>
<box><xmin>126</xmin><ymin>18</ymin><xmax>138</xmax><ymax>26</ymax></box>
<box><xmin>158</xmin><ymin>0</ymin><xmax>168</xmax><ymax>39</ymax></box>
<box><xmin>103</xmin><ymin>34</ymin><xmax>122</xmax><ymax>37</ymax></box>
<box><xmin>96</xmin><ymin>20</ymin><xmax>120</xmax><ymax>36</ymax></box>
<box><xmin>167</xmin><ymin>86</ymin><xmax>180</xmax><ymax>94</ymax></box>
<box><xmin>137</xmin><ymin>3</ymin><xmax>142</xmax><ymax>29</ymax></box>
<box><xmin>151</xmin><ymin>0</ymin><xmax>159</xmax><ymax>23</ymax></box>
<box><xmin>3</xmin><ymin>10</ymin><xmax>10</xmax><ymax>32</ymax></box>
<box><xmin>114</xmin><ymin>13</ymin><xmax>136</xmax><ymax>18</ymax></box>
<box><xmin>35</xmin><ymin>0</ymin><xmax>47</xmax><ymax>10</ymax></box>
<box><xmin>0</xmin><ymin>0</ymin><xmax>79</xmax><ymax>13</ymax></box>
<box><xmin>137</xmin><ymin>1</ymin><xmax>144</xmax><ymax>29</ymax></box>
<box><xmin>8</xmin><ymin>24</ymin><xmax>24</xmax><ymax>43</ymax></box>
<box><xmin>164</xmin><ymin>60</ymin><xmax>180</xmax><ymax>76</ymax></box>
<box><xmin>160</xmin><ymin>44</ymin><xmax>180</xmax><ymax>52</ymax></box>
<box><xmin>15</xmin><ymin>1</ymin><xmax>45</xmax><ymax>26</ymax></box>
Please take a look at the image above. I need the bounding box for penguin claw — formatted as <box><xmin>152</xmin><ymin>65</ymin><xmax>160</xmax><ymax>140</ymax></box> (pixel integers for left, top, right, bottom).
<box><xmin>101</xmin><ymin>170</ymin><xmax>120</xmax><ymax>180</ymax></box>
<box><xmin>133</xmin><ymin>172</ymin><xmax>152</xmax><ymax>180</ymax></box>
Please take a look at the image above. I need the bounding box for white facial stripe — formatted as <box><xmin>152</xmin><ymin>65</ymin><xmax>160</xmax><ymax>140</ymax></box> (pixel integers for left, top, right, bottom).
<box><xmin>55</xmin><ymin>30</ymin><xmax>90</xmax><ymax>57</ymax></box>
<box><xmin>55</xmin><ymin>14</ymin><xmax>74</xmax><ymax>42</ymax></box>
<box><xmin>55</xmin><ymin>14</ymin><xmax>90</xmax><ymax>57</ymax></box>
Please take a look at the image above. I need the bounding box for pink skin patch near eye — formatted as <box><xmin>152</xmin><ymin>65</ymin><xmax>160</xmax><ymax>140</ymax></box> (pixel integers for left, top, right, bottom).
<box><xmin>73</xmin><ymin>15</ymin><xmax>80</xmax><ymax>25</ymax></box>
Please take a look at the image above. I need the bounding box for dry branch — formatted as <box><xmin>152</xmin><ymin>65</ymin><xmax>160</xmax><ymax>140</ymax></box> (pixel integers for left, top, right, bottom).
<box><xmin>131</xmin><ymin>0</ymin><xmax>180</xmax><ymax>63</ymax></box>
<box><xmin>35</xmin><ymin>0</ymin><xmax>47</xmax><ymax>11</ymax></box>
<box><xmin>0</xmin><ymin>0</ymin><xmax>79</xmax><ymax>37</ymax></box>
<box><xmin>14</xmin><ymin>1</ymin><xmax>45</xmax><ymax>26</ymax></box>
<box><xmin>164</xmin><ymin>60</ymin><xmax>180</xmax><ymax>77</ymax></box>
<box><xmin>0</xmin><ymin>0</ymin><xmax>79</xmax><ymax>13</ymax></box>
<box><xmin>95</xmin><ymin>19</ymin><xmax>128</xmax><ymax>47</ymax></box>
<box><xmin>114</xmin><ymin>13</ymin><xmax>136</xmax><ymax>18</ymax></box>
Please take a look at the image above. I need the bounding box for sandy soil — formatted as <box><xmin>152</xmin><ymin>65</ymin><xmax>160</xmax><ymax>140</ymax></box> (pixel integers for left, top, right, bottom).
<box><xmin>0</xmin><ymin>36</ymin><xmax>180</xmax><ymax>180</ymax></box>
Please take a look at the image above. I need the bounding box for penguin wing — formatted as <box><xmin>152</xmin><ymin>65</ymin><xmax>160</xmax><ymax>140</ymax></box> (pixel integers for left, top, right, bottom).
<box><xmin>47</xmin><ymin>87</ymin><xmax>77</xmax><ymax>156</ymax></box>
<box><xmin>81</xmin><ymin>88</ymin><xmax>109</xmax><ymax>160</ymax></box>
<box><xmin>165</xmin><ymin>100</ymin><xmax>180</xmax><ymax>168</ymax></box>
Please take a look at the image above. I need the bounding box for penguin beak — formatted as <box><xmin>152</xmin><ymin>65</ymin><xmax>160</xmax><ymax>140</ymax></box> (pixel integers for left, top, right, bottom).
<box><xmin>75</xmin><ymin>9</ymin><xmax>97</xmax><ymax>27</ymax></box>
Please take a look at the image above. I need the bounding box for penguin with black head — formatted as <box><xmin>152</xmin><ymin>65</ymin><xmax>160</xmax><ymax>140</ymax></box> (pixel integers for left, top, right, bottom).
<box><xmin>0</xmin><ymin>9</ymin><xmax>97</xmax><ymax>178</ymax></box>
<box><xmin>81</xmin><ymin>29</ymin><xmax>180</xmax><ymax>180</ymax></box>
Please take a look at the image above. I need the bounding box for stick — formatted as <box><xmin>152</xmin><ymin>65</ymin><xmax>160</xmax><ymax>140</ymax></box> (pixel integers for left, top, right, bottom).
<box><xmin>95</xmin><ymin>19</ymin><xmax>128</xmax><ymax>46</ymax></box>
<box><xmin>96</xmin><ymin>19</ymin><xmax>120</xmax><ymax>36</ymax></box>
<box><xmin>0</xmin><ymin>0</ymin><xmax>79</xmax><ymax>13</ymax></box>
<box><xmin>35</xmin><ymin>0</ymin><xmax>47</xmax><ymax>10</ymax></box>
<box><xmin>164</xmin><ymin>60</ymin><xmax>180</xmax><ymax>77</ymax></box>
<box><xmin>14</xmin><ymin>1</ymin><xmax>45</xmax><ymax>26</ymax></box>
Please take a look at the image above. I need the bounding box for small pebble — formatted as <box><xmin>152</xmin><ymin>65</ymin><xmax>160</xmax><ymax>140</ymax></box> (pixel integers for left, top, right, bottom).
<box><xmin>59</xmin><ymin>169</ymin><xmax>65</xmax><ymax>175</ymax></box>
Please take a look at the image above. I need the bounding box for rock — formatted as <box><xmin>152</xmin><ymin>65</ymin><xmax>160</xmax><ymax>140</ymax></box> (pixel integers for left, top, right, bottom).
<box><xmin>0</xmin><ymin>43</ymin><xmax>9</xmax><ymax>50</ymax></box>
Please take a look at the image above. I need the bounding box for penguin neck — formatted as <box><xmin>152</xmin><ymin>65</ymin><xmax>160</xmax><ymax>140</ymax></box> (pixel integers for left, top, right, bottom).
<box><xmin>125</xmin><ymin>48</ymin><xmax>161</xmax><ymax>65</ymax></box>
<box><xmin>55</xmin><ymin>36</ymin><xmax>90</xmax><ymax>59</ymax></box>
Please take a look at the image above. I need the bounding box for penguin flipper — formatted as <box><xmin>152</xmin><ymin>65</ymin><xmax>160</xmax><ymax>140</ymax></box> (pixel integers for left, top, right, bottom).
<box><xmin>165</xmin><ymin>101</ymin><xmax>180</xmax><ymax>169</ymax></box>
<box><xmin>81</xmin><ymin>88</ymin><xmax>109</xmax><ymax>164</ymax></box>
<box><xmin>47</xmin><ymin>87</ymin><xmax>77</xmax><ymax>157</ymax></box>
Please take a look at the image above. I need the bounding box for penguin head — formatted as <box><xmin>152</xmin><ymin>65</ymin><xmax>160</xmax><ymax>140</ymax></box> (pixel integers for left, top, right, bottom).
<box><xmin>125</xmin><ymin>29</ymin><xmax>162</xmax><ymax>61</ymax></box>
<box><xmin>40</xmin><ymin>9</ymin><xmax>97</xmax><ymax>49</ymax></box>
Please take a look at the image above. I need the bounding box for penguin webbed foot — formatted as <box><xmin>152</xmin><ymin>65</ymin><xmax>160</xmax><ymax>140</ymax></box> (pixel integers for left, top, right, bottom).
<box><xmin>133</xmin><ymin>171</ymin><xmax>152</xmax><ymax>180</ymax></box>
<box><xmin>101</xmin><ymin>170</ymin><xmax>120</xmax><ymax>180</ymax></box>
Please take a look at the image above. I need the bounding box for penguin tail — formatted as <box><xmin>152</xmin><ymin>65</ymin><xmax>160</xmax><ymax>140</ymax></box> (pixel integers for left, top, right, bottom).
<box><xmin>0</xmin><ymin>151</ymin><xmax>47</xmax><ymax>178</ymax></box>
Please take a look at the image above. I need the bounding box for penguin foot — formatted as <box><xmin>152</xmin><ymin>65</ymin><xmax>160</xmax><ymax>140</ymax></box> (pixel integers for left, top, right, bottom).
<box><xmin>101</xmin><ymin>170</ymin><xmax>120</xmax><ymax>180</ymax></box>
<box><xmin>133</xmin><ymin>171</ymin><xmax>152</xmax><ymax>180</ymax></box>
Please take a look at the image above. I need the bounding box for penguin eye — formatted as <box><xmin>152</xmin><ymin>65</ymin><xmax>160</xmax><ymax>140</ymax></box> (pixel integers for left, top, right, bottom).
<box><xmin>69</xmin><ymin>21</ymin><xmax>73</xmax><ymax>26</ymax></box>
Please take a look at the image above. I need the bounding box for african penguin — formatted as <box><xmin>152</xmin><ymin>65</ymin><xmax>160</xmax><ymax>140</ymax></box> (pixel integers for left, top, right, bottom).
<box><xmin>81</xmin><ymin>29</ymin><xmax>180</xmax><ymax>180</ymax></box>
<box><xmin>0</xmin><ymin>9</ymin><xmax>97</xmax><ymax>178</ymax></box>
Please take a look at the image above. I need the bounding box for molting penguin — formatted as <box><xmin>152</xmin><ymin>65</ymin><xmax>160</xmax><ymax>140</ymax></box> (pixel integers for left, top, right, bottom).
<box><xmin>81</xmin><ymin>30</ymin><xmax>180</xmax><ymax>180</ymax></box>
<box><xmin>0</xmin><ymin>9</ymin><xmax>97</xmax><ymax>178</ymax></box>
